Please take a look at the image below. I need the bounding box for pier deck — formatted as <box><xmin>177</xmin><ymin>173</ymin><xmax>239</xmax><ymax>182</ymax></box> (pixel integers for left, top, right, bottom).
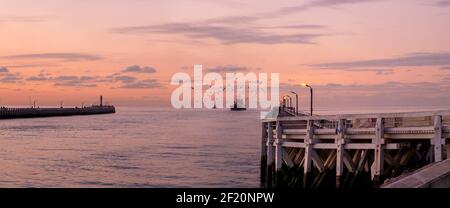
<box><xmin>261</xmin><ymin>110</ymin><xmax>450</xmax><ymax>188</ymax></box>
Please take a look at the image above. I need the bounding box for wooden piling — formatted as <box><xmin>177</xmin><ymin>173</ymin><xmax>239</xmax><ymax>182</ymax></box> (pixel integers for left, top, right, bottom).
<box><xmin>372</xmin><ymin>118</ymin><xmax>385</xmax><ymax>187</ymax></box>
<box><xmin>303</xmin><ymin>120</ymin><xmax>314</xmax><ymax>188</ymax></box>
<box><xmin>266</xmin><ymin>122</ymin><xmax>274</xmax><ymax>188</ymax></box>
<box><xmin>275</xmin><ymin>121</ymin><xmax>283</xmax><ymax>187</ymax></box>
<box><xmin>433</xmin><ymin>115</ymin><xmax>443</xmax><ymax>162</ymax></box>
<box><xmin>260</xmin><ymin>123</ymin><xmax>268</xmax><ymax>186</ymax></box>
<box><xmin>336</xmin><ymin>119</ymin><xmax>346</xmax><ymax>188</ymax></box>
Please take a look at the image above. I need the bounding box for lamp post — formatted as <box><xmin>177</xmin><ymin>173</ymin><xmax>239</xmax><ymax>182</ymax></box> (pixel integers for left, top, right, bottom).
<box><xmin>290</xmin><ymin>91</ymin><xmax>298</xmax><ymax>115</ymax></box>
<box><xmin>285</xmin><ymin>95</ymin><xmax>292</xmax><ymax>109</ymax></box>
<box><xmin>302</xmin><ymin>83</ymin><xmax>313</xmax><ymax>116</ymax></box>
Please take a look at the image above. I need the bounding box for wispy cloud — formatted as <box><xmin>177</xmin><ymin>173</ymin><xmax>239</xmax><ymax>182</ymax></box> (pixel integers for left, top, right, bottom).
<box><xmin>0</xmin><ymin>16</ymin><xmax>46</xmax><ymax>23</ymax></box>
<box><xmin>122</xmin><ymin>65</ymin><xmax>157</xmax><ymax>73</ymax></box>
<box><xmin>23</xmin><ymin>65</ymin><xmax>163</xmax><ymax>89</ymax></box>
<box><xmin>120</xmin><ymin>79</ymin><xmax>162</xmax><ymax>89</ymax></box>
<box><xmin>273</xmin><ymin>0</ymin><xmax>379</xmax><ymax>16</ymax></box>
<box><xmin>441</xmin><ymin>66</ymin><xmax>450</xmax><ymax>70</ymax></box>
<box><xmin>113</xmin><ymin>23</ymin><xmax>323</xmax><ymax>45</ymax></box>
<box><xmin>112</xmin><ymin>0</ymin><xmax>381</xmax><ymax>45</ymax></box>
<box><xmin>435</xmin><ymin>0</ymin><xmax>450</xmax><ymax>7</ymax></box>
<box><xmin>281</xmin><ymin>80</ymin><xmax>450</xmax><ymax>106</ymax></box>
<box><xmin>53</xmin><ymin>75</ymin><xmax>99</xmax><ymax>87</ymax></box>
<box><xmin>311</xmin><ymin>52</ymin><xmax>450</xmax><ymax>69</ymax></box>
<box><xmin>0</xmin><ymin>67</ymin><xmax>9</xmax><ymax>73</ymax></box>
<box><xmin>0</xmin><ymin>64</ymin><xmax>54</xmax><ymax>69</ymax></box>
<box><xmin>206</xmin><ymin>65</ymin><xmax>249</xmax><ymax>73</ymax></box>
<box><xmin>114</xmin><ymin>75</ymin><xmax>137</xmax><ymax>83</ymax></box>
<box><xmin>255</xmin><ymin>24</ymin><xmax>327</xmax><ymax>30</ymax></box>
<box><xmin>0</xmin><ymin>53</ymin><xmax>101</xmax><ymax>62</ymax></box>
<box><xmin>0</xmin><ymin>73</ymin><xmax>22</xmax><ymax>83</ymax></box>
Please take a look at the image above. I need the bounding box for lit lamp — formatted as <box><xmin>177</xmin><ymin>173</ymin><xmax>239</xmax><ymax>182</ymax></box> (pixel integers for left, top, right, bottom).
<box><xmin>302</xmin><ymin>83</ymin><xmax>313</xmax><ymax>116</ymax></box>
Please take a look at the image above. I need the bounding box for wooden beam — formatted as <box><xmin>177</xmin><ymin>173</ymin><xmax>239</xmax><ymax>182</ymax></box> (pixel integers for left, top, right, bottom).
<box><xmin>282</xmin><ymin>148</ymin><xmax>295</xmax><ymax>168</ymax></box>
<box><xmin>275</xmin><ymin>121</ymin><xmax>283</xmax><ymax>187</ymax></box>
<box><xmin>432</xmin><ymin>115</ymin><xmax>443</xmax><ymax>162</ymax></box>
<box><xmin>266</xmin><ymin>122</ymin><xmax>274</xmax><ymax>188</ymax></box>
<box><xmin>304</xmin><ymin>120</ymin><xmax>314</xmax><ymax>174</ymax></box>
<box><xmin>311</xmin><ymin>149</ymin><xmax>325</xmax><ymax>172</ymax></box>
<box><xmin>342</xmin><ymin>150</ymin><xmax>356</xmax><ymax>173</ymax></box>
<box><xmin>371</xmin><ymin>117</ymin><xmax>385</xmax><ymax>184</ymax></box>
<box><xmin>260</xmin><ymin>122</ymin><xmax>268</xmax><ymax>186</ymax></box>
<box><xmin>336</xmin><ymin>119</ymin><xmax>346</xmax><ymax>179</ymax></box>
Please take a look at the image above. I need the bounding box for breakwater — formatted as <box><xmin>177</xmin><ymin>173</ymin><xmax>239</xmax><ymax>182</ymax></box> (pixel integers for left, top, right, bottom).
<box><xmin>0</xmin><ymin>106</ymin><xmax>115</xmax><ymax>119</ymax></box>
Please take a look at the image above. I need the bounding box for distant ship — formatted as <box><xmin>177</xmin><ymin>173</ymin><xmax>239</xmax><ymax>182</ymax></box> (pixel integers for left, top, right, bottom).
<box><xmin>230</xmin><ymin>99</ymin><xmax>246</xmax><ymax>111</ymax></box>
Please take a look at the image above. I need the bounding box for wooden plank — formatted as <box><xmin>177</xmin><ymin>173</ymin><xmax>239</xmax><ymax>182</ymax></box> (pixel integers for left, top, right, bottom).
<box><xmin>281</xmin><ymin>142</ymin><xmax>306</xmax><ymax>148</ymax></box>
<box><xmin>281</xmin><ymin>142</ymin><xmax>400</xmax><ymax>150</ymax></box>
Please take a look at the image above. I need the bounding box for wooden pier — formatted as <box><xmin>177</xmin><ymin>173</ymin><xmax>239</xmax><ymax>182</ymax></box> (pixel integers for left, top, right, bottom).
<box><xmin>260</xmin><ymin>110</ymin><xmax>450</xmax><ymax>188</ymax></box>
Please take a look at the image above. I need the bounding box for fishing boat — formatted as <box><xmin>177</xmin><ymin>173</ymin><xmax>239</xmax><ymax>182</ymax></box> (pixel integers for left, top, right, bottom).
<box><xmin>230</xmin><ymin>99</ymin><xmax>246</xmax><ymax>111</ymax></box>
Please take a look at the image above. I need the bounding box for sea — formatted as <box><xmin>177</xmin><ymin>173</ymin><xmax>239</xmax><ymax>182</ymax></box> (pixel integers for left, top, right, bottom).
<box><xmin>0</xmin><ymin>106</ymin><xmax>449</xmax><ymax>187</ymax></box>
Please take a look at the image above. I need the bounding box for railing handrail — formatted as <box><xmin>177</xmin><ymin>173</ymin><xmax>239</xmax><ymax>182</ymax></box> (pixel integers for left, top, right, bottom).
<box><xmin>262</xmin><ymin>110</ymin><xmax>450</xmax><ymax>123</ymax></box>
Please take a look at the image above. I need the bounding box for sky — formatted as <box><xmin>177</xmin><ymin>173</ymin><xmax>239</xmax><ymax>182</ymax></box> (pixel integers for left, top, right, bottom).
<box><xmin>1</xmin><ymin>0</ymin><xmax>450</xmax><ymax>108</ymax></box>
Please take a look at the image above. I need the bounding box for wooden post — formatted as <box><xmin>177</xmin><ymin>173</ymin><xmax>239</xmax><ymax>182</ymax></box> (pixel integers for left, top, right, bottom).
<box><xmin>371</xmin><ymin>117</ymin><xmax>385</xmax><ymax>186</ymax></box>
<box><xmin>303</xmin><ymin>120</ymin><xmax>314</xmax><ymax>188</ymax></box>
<box><xmin>432</xmin><ymin>115</ymin><xmax>443</xmax><ymax>162</ymax></box>
<box><xmin>335</xmin><ymin>119</ymin><xmax>346</xmax><ymax>188</ymax></box>
<box><xmin>260</xmin><ymin>122</ymin><xmax>268</xmax><ymax>187</ymax></box>
<box><xmin>266</xmin><ymin>122</ymin><xmax>274</xmax><ymax>188</ymax></box>
<box><xmin>275</xmin><ymin>121</ymin><xmax>283</xmax><ymax>187</ymax></box>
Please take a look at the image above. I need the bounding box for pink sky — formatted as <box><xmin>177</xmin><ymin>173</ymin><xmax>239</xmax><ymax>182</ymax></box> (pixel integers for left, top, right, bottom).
<box><xmin>1</xmin><ymin>0</ymin><xmax>450</xmax><ymax>107</ymax></box>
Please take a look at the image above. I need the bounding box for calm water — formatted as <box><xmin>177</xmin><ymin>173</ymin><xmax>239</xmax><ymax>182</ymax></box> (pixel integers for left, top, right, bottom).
<box><xmin>0</xmin><ymin>106</ymin><xmax>449</xmax><ymax>187</ymax></box>
<box><xmin>0</xmin><ymin>108</ymin><xmax>262</xmax><ymax>188</ymax></box>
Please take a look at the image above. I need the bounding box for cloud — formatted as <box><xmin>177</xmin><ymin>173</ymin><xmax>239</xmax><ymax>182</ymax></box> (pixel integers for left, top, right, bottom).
<box><xmin>53</xmin><ymin>75</ymin><xmax>99</xmax><ymax>87</ymax></box>
<box><xmin>273</xmin><ymin>0</ymin><xmax>379</xmax><ymax>16</ymax></box>
<box><xmin>0</xmin><ymin>16</ymin><xmax>46</xmax><ymax>23</ymax></box>
<box><xmin>206</xmin><ymin>65</ymin><xmax>249</xmax><ymax>73</ymax></box>
<box><xmin>311</xmin><ymin>52</ymin><xmax>450</xmax><ymax>69</ymax></box>
<box><xmin>27</xmin><ymin>74</ymin><xmax>52</xmax><ymax>81</ymax></box>
<box><xmin>444</xmin><ymin>75</ymin><xmax>450</xmax><ymax>81</ymax></box>
<box><xmin>122</xmin><ymin>65</ymin><xmax>157</xmax><ymax>73</ymax></box>
<box><xmin>113</xmin><ymin>23</ymin><xmax>323</xmax><ymax>45</ymax></box>
<box><xmin>0</xmin><ymin>67</ymin><xmax>9</xmax><ymax>72</ymax></box>
<box><xmin>1</xmin><ymin>64</ymin><xmax>53</xmax><ymax>69</ymax></box>
<box><xmin>280</xmin><ymin>80</ymin><xmax>450</xmax><ymax>106</ymax></box>
<box><xmin>120</xmin><ymin>79</ymin><xmax>162</xmax><ymax>89</ymax></box>
<box><xmin>441</xmin><ymin>66</ymin><xmax>450</xmax><ymax>70</ymax></box>
<box><xmin>114</xmin><ymin>75</ymin><xmax>137</xmax><ymax>83</ymax></box>
<box><xmin>435</xmin><ymin>0</ymin><xmax>450</xmax><ymax>7</ymax></box>
<box><xmin>0</xmin><ymin>53</ymin><xmax>101</xmax><ymax>62</ymax></box>
<box><xmin>0</xmin><ymin>73</ymin><xmax>22</xmax><ymax>83</ymax></box>
<box><xmin>255</xmin><ymin>24</ymin><xmax>327</xmax><ymax>30</ymax></box>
